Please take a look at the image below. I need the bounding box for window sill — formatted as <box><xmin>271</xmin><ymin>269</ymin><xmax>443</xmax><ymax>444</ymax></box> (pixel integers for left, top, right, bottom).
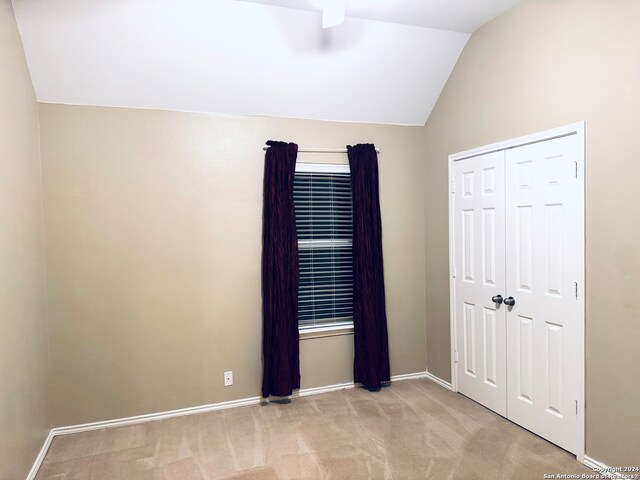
<box><xmin>299</xmin><ymin>324</ymin><xmax>354</xmax><ymax>340</ymax></box>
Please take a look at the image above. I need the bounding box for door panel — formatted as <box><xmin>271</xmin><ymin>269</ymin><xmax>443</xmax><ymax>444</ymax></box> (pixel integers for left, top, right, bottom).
<box><xmin>454</xmin><ymin>152</ymin><xmax>506</xmax><ymax>416</ymax></box>
<box><xmin>505</xmin><ymin>135</ymin><xmax>579</xmax><ymax>454</ymax></box>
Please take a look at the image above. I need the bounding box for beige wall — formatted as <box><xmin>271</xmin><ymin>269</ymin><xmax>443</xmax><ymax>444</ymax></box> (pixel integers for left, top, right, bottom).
<box><xmin>423</xmin><ymin>0</ymin><xmax>640</xmax><ymax>466</ymax></box>
<box><xmin>0</xmin><ymin>1</ymin><xmax>50</xmax><ymax>479</ymax></box>
<box><xmin>38</xmin><ymin>103</ymin><xmax>427</xmax><ymax>427</ymax></box>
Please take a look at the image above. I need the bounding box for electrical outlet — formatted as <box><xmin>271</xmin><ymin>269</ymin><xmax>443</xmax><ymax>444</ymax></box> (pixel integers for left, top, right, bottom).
<box><xmin>224</xmin><ymin>371</ymin><xmax>233</xmax><ymax>387</ymax></box>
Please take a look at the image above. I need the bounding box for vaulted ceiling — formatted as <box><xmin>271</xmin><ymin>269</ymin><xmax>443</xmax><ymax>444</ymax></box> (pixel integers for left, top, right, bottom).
<box><xmin>13</xmin><ymin>0</ymin><xmax>521</xmax><ymax>125</ymax></box>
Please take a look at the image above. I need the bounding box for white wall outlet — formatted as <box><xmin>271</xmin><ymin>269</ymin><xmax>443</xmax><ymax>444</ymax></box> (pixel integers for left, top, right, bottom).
<box><xmin>224</xmin><ymin>371</ymin><xmax>233</xmax><ymax>387</ymax></box>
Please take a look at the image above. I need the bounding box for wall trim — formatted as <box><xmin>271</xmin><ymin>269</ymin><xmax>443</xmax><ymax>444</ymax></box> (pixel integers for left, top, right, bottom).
<box><xmin>581</xmin><ymin>456</ymin><xmax>625</xmax><ymax>479</ymax></box>
<box><xmin>389</xmin><ymin>371</ymin><xmax>428</xmax><ymax>382</ymax></box>
<box><xmin>25</xmin><ymin>430</ymin><xmax>55</xmax><ymax>480</ymax></box>
<box><xmin>423</xmin><ymin>371</ymin><xmax>453</xmax><ymax>391</ymax></box>
<box><xmin>51</xmin><ymin>395</ymin><xmax>265</xmax><ymax>436</ymax></box>
<box><xmin>292</xmin><ymin>371</ymin><xmax>431</xmax><ymax>398</ymax></box>
<box><xmin>26</xmin><ymin>371</ymin><xmax>437</xmax><ymax>479</ymax></box>
<box><xmin>296</xmin><ymin>381</ymin><xmax>354</xmax><ymax>397</ymax></box>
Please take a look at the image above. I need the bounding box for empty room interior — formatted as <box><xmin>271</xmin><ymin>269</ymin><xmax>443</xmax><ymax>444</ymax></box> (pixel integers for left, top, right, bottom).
<box><xmin>2</xmin><ymin>0</ymin><xmax>639</xmax><ymax>479</ymax></box>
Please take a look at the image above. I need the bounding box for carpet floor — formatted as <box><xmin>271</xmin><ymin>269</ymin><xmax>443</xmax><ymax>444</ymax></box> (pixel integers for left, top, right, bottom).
<box><xmin>35</xmin><ymin>379</ymin><xmax>592</xmax><ymax>479</ymax></box>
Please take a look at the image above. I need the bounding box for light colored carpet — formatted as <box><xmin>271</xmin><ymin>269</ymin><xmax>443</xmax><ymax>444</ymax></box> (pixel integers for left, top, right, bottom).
<box><xmin>35</xmin><ymin>379</ymin><xmax>591</xmax><ymax>479</ymax></box>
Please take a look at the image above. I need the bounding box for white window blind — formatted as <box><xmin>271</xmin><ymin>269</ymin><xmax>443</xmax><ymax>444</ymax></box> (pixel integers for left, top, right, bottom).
<box><xmin>293</xmin><ymin>164</ymin><xmax>353</xmax><ymax>330</ymax></box>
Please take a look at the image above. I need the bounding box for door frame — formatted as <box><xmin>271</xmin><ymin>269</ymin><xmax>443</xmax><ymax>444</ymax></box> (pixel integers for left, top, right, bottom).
<box><xmin>447</xmin><ymin>121</ymin><xmax>585</xmax><ymax>461</ymax></box>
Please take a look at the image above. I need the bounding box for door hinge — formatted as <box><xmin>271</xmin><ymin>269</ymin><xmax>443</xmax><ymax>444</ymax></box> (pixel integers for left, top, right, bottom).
<box><xmin>574</xmin><ymin>161</ymin><xmax>578</xmax><ymax>178</ymax></box>
<box><xmin>454</xmin><ymin>350</ymin><xmax>459</xmax><ymax>363</ymax></box>
<box><xmin>452</xmin><ymin>266</ymin><xmax>456</xmax><ymax>278</ymax></box>
<box><xmin>451</xmin><ymin>180</ymin><xmax>455</xmax><ymax>194</ymax></box>
<box><xmin>575</xmin><ymin>400</ymin><xmax>578</xmax><ymax>415</ymax></box>
<box><xmin>574</xmin><ymin>281</ymin><xmax>578</xmax><ymax>299</ymax></box>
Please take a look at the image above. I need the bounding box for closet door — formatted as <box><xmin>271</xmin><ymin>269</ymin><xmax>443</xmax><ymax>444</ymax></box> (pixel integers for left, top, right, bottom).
<box><xmin>505</xmin><ymin>135</ymin><xmax>579</xmax><ymax>453</ymax></box>
<box><xmin>453</xmin><ymin>151</ymin><xmax>507</xmax><ymax>416</ymax></box>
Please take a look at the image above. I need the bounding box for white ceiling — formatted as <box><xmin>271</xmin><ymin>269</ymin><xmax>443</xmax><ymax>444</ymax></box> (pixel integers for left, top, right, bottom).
<box><xmin>239</xmin><ymin>0</ymin><xmax>522</xmax><ymax>33</ymax></box>
<box><xmin>13</xmin><ymin>0</ymin><xmax>520</xmax><ymax>125</ymax></box>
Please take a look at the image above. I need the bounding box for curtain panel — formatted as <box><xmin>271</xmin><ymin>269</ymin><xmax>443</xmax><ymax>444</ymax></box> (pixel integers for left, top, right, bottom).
<box><xmin>347</xmin><ymin>143</ymin><xmax>391</xmax><ymax>390</ymax></box>
<box><xmin>261</xmin><ymin>140</ymin><xmax>300</xmax><ymax>398</ymax></box>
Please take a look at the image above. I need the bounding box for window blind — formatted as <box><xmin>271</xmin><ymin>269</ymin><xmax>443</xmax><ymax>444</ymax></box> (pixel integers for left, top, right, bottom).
<box><xmin>293</xmin><ymin>169</ymin><xmax>353</xmax><ymax>329</ymax></box>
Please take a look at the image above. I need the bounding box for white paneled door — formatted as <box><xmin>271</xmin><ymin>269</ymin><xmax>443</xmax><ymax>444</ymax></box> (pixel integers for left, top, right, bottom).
<box><xmin>505</xmin><ymin>136</ymin><xmax>579</xmax><ymax>453</ymax></box>
<box><xmin>452</xmin><ymin>129</ymin><xmax>583</xmax><ymax>456</ymax></box>
<box><xmin>453</xmin><ymin>151</ymin><xmax>507</xmax><ymax>416</ymax></box>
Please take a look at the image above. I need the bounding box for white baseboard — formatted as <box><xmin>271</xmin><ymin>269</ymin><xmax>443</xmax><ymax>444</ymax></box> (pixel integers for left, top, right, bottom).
<box><xmin>25</xmin><ymin>430</ymin><xmax>54</xmax><ymax>480</ymax></box>
<box><xmin>51</xmin><ymin>395</ymin><xmax>265</xmax><ymax>436</ymax></box>
<box><xmin>582</xmin><ymin>455</ymin><xmax>625</xmax><ymax>479</ymax></box>
<box><xmin>424</xmin><ymin>371</ymin><xmax>453</xmax><ymax>391</ymax></box>
<box><xmin>293</xmin><ymin>371</ymin><xmax>431</xmax><ymax>398</ymax></box>
<box><xmin>26</xmin><ymin>371</ymin><xmax>433</xmax><ymax>479</ymax></box>
<box><xmin>390</xmin><ymin>371</ymin><xmax>429</xmax><ymax>382</ymax></box>
<box><xmin>296</xmin><ymin>381</ymin><xmax>355</xmax><ymax>397</ymax></box>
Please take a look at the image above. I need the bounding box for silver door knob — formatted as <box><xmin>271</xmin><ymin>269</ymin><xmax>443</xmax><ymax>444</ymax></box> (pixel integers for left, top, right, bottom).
<box><xmin>504</xmin><ymin>296</ymin><xmax>516</xmax><ymax>307</ymax></box>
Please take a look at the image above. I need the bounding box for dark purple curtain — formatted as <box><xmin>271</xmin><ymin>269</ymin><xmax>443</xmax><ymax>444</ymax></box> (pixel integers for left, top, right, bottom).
<box><xmin>261</xmin><ymin>140</ymin><xmax>300</xmax><ymax>398</ymax></box>
<box><xmin>348</xmin><ymin>143</ymin><xmax>391</xmax><ymax>390</ymax></box>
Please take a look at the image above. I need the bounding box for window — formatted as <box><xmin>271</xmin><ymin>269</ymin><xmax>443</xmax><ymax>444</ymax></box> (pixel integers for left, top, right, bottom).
<box><xmin>293</xmin><ymin>163</ymin><xmax>353</xmax><ymax>331</ymax></box>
